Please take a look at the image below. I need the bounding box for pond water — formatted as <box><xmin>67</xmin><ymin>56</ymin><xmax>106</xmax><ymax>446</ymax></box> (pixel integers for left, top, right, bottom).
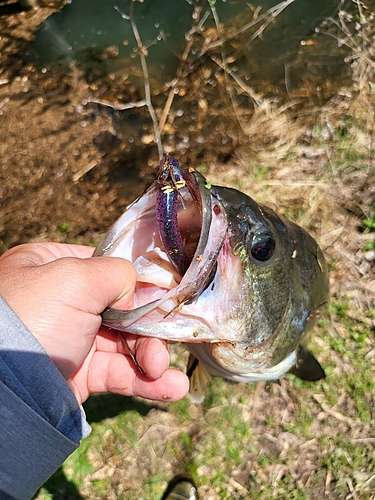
<box><xmin>19</xmin><ymin>0</ymin><xmax>369</xmax><ymax>199</ymax></box>
<box><xmin>25</xmin><ymin>0</ymin><xmax>352</xmax><ymax>96</ymax></box>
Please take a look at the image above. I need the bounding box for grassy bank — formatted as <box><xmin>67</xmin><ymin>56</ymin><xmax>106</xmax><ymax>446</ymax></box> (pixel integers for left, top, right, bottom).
<box><xmin>35</xmin><ymin>101</ymin><xmax>374</xmax><ymax>497</ymax></box>
<box><xmin>37</xmin><ymin>55</ymin><xmax>375</xmax><ymax>500</ymax></box>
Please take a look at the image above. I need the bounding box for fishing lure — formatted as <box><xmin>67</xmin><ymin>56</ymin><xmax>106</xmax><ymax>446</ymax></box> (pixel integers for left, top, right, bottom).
<box><xmin>156</xmin><ymin>156</ymin><xmax>191</xmax><ymax>276</ymax></box>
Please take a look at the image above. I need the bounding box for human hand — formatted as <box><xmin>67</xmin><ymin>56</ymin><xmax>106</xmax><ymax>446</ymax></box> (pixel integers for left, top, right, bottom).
<box><xmin>0</xmin><ymin>243</ymin><xmax>189</xmax><ymax>404</ymax></box>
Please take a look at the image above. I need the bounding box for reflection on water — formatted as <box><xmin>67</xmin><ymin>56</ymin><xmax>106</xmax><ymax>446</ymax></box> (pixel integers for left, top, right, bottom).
<box><xmin>22</xmin><ymin>0</ymin><xmax>367</xmax><ymax>173</ymax></box>
<box><xmin>26</xmin><ymin>0</ymin><xmax>350</xmax><ymax>94</ymax></box>
<box><xmin>26</xmin><ymin>0</ymin><xmax>195</xmax><ymax>85</ymax></box>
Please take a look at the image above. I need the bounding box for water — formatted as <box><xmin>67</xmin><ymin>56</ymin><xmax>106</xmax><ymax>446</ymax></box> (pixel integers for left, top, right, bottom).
<box><xmin>25</xmin><ymin>0</ymin><xmax>351</xmax><ymax>94</ymax></box>
<box><xmin>22</xmin><ymin>0</ymin><xmax>370</xmax><ymax>172</ymax></box>
<box><xmin>26</xmin><ymin>0</ymin><xmax>195</xmax><ymax>84</ymax></box>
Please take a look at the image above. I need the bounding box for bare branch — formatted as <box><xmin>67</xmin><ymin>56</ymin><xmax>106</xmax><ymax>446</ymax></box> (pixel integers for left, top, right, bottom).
<box><xmin>208</xmin><ymin>1</ymin><xmax>250</xmax><ymax>135</ymax></box>
<box><xmin>199</xmin><ymin>0</ymin><xmax>295</xmax><ymax>57</ymax></box>
<box><xmin>85</xmin><ymin>97</ymin><xmax>147</xmax><ymax>111</ymax></box>
<box><xmin>159</xmin><ymin>4</ymin><xmax>206</xmax><ymax>134</ymax></box>
<box><xmin>210</xmin><ymin>54</ymin><xmax>263</xmax><ymax>107</ymax></box>
<box><xmin>128</xmin><ymin>0</ymin><xmax>163</xmax><ymax>159</ymax></box>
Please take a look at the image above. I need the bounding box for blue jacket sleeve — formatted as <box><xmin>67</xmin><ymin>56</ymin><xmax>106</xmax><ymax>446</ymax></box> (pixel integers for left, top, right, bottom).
<box><xmin>0</xmin><ymin>297</ymin><xmax>91</xmax><ymax>500</ymax></box>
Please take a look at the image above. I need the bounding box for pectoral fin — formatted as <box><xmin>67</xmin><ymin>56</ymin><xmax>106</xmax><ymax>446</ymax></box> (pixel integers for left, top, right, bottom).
<box><xmin>288</xmin><ymin>345</ymin><xmax>325</xmax><ymax>381</ymax></box>
<box><xmin>187</xmin><ymin>354</ymin><xmax>212</xmax><ymax>404</ymax></box>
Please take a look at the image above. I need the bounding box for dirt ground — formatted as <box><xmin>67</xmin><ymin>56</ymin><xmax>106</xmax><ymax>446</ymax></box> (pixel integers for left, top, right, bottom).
<box><xmin>0</xmin><ymin>0</ymin><xmax>163</xmax><ymax>250</ymax></box>
<box><xmin>0</xmin><ymin>0</ymin><xmax>244</xmax><ymax>251</ymax></box>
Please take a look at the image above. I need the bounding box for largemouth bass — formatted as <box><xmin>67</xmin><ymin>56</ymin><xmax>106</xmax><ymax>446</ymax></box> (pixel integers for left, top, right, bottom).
<box><xmin>95</xmin><ymin>156</ymin><xmax>329</xmax><ymax>401</ymax></box>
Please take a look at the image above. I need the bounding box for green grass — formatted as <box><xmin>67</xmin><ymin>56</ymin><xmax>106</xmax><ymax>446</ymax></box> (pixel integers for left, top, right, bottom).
<box><xmin>363</xmin><ymin>206</ymin><xmax>375</xmax><ymax>232</ymax></box>
<box><xmin>33</xmin><ymin>286</ymin><xmax>375</xmax><ymax>499</ymax></box>
<box><xmin>319</xmin><ymin>436</ymin><xmax>375</xmax><ymax>497</ymax></box>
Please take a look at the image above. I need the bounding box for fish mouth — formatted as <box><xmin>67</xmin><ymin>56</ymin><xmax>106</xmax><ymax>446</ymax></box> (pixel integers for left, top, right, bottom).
<box><xmin>95</xmin><ymin>163</ymin><xmax>229</xmax><ymax>338</ymax></box>
<box><xmin>95</xmin><ymin>158</ymin><xmax>329</xmax><ymax>386</ymax></box>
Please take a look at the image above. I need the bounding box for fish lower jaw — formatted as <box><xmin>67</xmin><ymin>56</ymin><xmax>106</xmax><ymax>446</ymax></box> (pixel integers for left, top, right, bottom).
<box><xmin>223</xmin><ymin>350</ymin><xmax>297</xmax><ymax>383</ymax></box>
<box><xmin>188</xmin><ymin>343</ymin><xmax>297</xmax><ymax>383</ymax></box>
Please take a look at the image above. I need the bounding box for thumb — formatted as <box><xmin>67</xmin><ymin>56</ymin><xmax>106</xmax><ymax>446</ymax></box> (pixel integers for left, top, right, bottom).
<box><xmin>94</xmin><ymin>256</ymin><xmax>138</xmax><ymax>310</ymax></box>
<box><xmin>56</xmin><ymin>256</ymin><xmax>137</xmax><ymax>314</ymax></box>
<box><xmin>0</xmin><ymin>254</ymin><xmax>137</xmax><ymax>334</ymax></box>
<box><xmin>0</xmin><ymin>244</ymin><xmax>137</xmax><ymax>318</ymax></box>
<box><xmin>0</xmin><ymin>248</ymin><xmax>138</xmax><ymax>380</ymax></box>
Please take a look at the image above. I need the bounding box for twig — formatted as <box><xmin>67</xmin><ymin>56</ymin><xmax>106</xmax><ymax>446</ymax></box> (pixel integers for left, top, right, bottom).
<box><xmin>325</xmin><ymin>469</ymin><xmax>332</xmax><ymax>496</ymax></box>
<box><xmin>345</xmin><ymin>477</ymin><xmax>357</xmax><ymax>500</ymax></box>
<box><xmin>0</xmin><ymin>97</ymin><xmax>10</xmax><ymax>109</ymax></box>
<box><xmin>128</xmin><ymin>0</ymin><xmax>163</xmax><ymax>159</ymax></box>
<box><xmin>113</xmin><ymin>4</ymin><xmax>129</xmax><ymax>20</ymax></box>
<box><xmin>314</xmin><ymin>394</ymin><xmax>356</xmax><ymax>425</ymax></box>
<box><xmin>210</xmin><ymin>55</ymin><xmax>263</xmax><ymax>107</ymax></box>
<box><xmin>159</xmin><ymin>11</ymin><xmax>199</xmax><ymax>133</ymax></box>
<box><xmin>365</xmin><ymin>473</ymin><xmax>375</xmax><ymax>485</ymax></box>
<box><xmin>85</xmin><ymin>97</ymin><xmax>147</xmax><ymax>111</ymax></box>
<box><xmin>208</xmin><ymin>1</ymin><xmax>257</xmax><ymax>134</ymax></box>
<box><xmin>284</xmin><ymin>63</ymin><xmax>292</xmax><ymax>97</ymax></box>
<box><xmin>159</xmin><ymin>5</ymin><xmax>208</xmax><ymax>134</ymax></box>
<box><xmin>199</xmin><ymin>0</ymin><xmax>295</xmax><ymax>56</ymax></box>
<box><xmin>227</xmin><ymin>477</ymin><xmax>248</xmax><ymax>495</ymax></box>
<box><xmin>232</xmin><ymin>0</ymin><xmax>296</xmax><ymax>60</ymax></box>
<box><xmin>72</xmin><ymin>160</ymin><xmax>98</xmax><ymax>182</ymax></box>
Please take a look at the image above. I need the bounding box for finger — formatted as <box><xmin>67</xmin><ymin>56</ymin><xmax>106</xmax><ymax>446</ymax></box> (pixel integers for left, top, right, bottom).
<box><xmin>0</xmin><ymin>242</ymin><xmax>94</xmax><ymax>266</ymax></box>
<box><xmin>54</xmin><ymin>244</ymin><xmax>95</xmax><ymax>259</ymax></box>
<box><xmin>95</xmin><ymin>328</ymin><xmax>137</xmax><ymax>353</ymax></box>
<box><xmin>86</xmin><ymin>351</ymin><xmax>189</xmax><ymax>401</ymax></box>
<box><xmin>84</xmin><ymin>256</ymin><xmax>138</xmax><ymax>310</ymax></box>
<box><xmin>44</xmin><ymin>256</ymin><xmax>137</xmax><ymax>314</ymax></box>
<box><xmin>0</xmin><ymin>245</ymin><xmax>135</xmax><ymax>312</ymax></box>
<box><xmin>134</xmin><ymin>337</ymin><xmax>170</xmax><ymax>380</ymax></box>
<box><xmin>96</xmin><ymin>329</ymin><xmax>170</xmax><ymax>380</ymax></box>
<box><xmin>68</xmin><ymin>342</ymin><xmax>97</xmax><ymax>403</ymax></box>
<box><xmin>33</xmin><ymin>243</ymin><xmax>95</xmax><ymax>259</ymax></box>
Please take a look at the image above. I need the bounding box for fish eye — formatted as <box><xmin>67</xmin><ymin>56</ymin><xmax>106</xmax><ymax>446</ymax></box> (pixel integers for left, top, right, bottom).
<box><xmin>251</xmin><ymin>237</ymin><xmax>275</xmax><ymax>261</ymax></box>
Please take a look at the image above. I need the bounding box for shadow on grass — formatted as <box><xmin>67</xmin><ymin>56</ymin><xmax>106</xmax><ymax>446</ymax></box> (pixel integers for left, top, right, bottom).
<box><xmin>33</xmin><ymin>467</ymin><xmax>83</xmax><ymax>499</ymax></box>
<box><xmin>34</xmin><ymin>394</ymin><xmax>167</xmax><ymax>498</ymax></box>
<box><xmin>83</xmin><ymin>393</ymin><xmax>168</xmax><ymax>423</ymax></box>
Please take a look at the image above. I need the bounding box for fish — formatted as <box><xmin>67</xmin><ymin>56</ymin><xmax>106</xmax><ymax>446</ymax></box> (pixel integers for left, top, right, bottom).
<box><xmin>94</xmin><ymin>156</ymin><xmax>329</xmax><ymax>402</ymax></box>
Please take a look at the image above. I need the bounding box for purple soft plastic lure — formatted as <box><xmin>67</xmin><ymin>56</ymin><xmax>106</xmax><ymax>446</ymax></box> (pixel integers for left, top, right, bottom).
<box><xmin>156</xmin><ymin>156</ymin><xmax>191</xmax><ymax>276</ymax></box>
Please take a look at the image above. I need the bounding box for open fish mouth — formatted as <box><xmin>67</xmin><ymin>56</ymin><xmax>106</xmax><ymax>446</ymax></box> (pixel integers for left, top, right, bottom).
<box><xmin>95</xmin><ymin>156</ymin><xmax>329</xmax><ymax>396</ymax></box>
<box><xmin>95</xmin><ymin>156</ymin><xmax>231</xmax><ymax>342</ymax></box>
